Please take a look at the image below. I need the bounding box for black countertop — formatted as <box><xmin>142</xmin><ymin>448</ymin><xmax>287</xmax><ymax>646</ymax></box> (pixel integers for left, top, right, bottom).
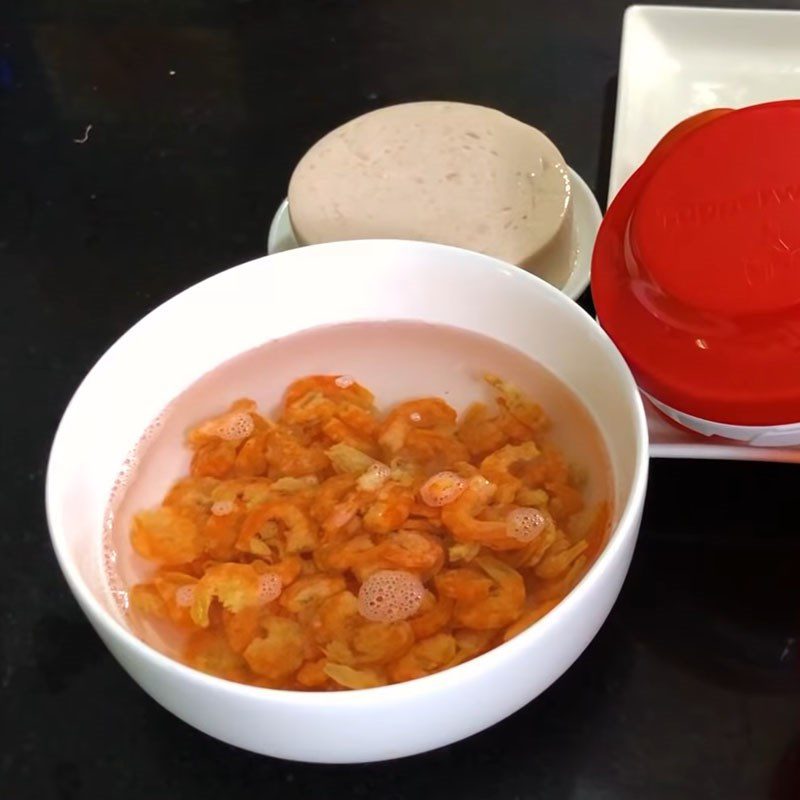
<box><xmin>2</xmin><ymin>1</ymin><xmax>799</xmax><ymax>797</ymax></box>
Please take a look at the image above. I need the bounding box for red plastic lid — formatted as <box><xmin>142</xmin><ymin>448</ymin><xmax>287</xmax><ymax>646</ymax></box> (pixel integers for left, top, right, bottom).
<box><xmin>592</xmin><ymin>101</ymin><xmax>800</xmax><ymax>426</ymax></box>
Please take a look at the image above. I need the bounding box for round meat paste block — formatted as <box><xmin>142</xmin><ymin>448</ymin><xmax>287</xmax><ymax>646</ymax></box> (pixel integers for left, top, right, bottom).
<box><xmin>288</xmin><ymin>102</ymin><xmax>572</xmax><ymax>276</ymax></box>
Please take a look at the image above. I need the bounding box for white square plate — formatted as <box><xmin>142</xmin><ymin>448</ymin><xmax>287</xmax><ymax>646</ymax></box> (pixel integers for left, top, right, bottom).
<box><xmin>611</xmin><ymin>4</ymin><xmax>800</xmax><ymax>199</ymax></box>
<box><xmin>610</xmin><ymin>4</ymin><xmax>800</xmax><ymax>462</ymax></box>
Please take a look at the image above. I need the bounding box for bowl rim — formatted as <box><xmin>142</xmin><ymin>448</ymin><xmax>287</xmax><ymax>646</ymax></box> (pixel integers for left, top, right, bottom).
<box><xmin>46</xmin><ymin>239</ymin><xmax>649</xmax><ymax>707</ymax></box>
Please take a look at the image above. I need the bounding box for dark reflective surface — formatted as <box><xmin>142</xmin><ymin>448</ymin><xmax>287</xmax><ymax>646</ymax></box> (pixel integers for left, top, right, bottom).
<box><xmin>2</xmin><ymin>1</ymin><xmax>799</xmax><ymax>797</ymax></box>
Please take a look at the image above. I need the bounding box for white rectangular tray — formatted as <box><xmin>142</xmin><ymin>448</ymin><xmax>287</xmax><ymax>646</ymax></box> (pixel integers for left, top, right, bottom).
<box><xmin>611</xmin><ymin>4</ymin><xmax>800</xmax><ymax>200</ymax></box>
<box><xmin>610</xmin><ymin>4</ymin><xmax>800</xmax><ymax>462</ymax></box>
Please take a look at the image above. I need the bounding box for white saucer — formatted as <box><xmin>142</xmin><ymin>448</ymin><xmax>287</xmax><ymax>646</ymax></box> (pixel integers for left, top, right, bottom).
<box><xmin>267</xmin><ymin>166</ymin><xmax>602</xmax><ymax>302</ymax></box>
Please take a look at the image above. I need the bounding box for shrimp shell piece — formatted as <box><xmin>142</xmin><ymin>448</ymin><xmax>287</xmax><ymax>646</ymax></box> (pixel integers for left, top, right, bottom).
<box><xmin>324</xmin><ymin>663</ymin><xmax>386</xmax><ymax>690</ymax></box>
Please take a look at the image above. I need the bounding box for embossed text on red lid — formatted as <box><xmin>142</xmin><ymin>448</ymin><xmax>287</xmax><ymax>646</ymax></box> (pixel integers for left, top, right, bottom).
<box><xmin>631</xmin><ymin>103</ymin><xmax>800</xmax><ymax>316</ymax></box>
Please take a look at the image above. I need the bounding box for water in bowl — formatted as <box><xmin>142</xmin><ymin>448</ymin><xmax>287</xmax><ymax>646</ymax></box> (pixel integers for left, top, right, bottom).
<box><xmin>103</xmin><ymin>320</ymin><xmax>614</xmax><ymax>662</ymax></box>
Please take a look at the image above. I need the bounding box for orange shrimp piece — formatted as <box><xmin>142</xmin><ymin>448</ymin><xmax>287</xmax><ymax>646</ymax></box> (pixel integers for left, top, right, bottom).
<box><xmin>322</xmin><ymin>495</ymin><xmax>364</xmax><ymax>542</ymax></box>
<box><xmin>129</xmin><ymin>583</ymin><xmax>167</xmax><ymax>618</ymax></box>
<box><xmin>222</xmin><ymin>606</ymin><xmax>262</xmax><ymax>654</ymax></box>
<box><xmin>447</xmin><ymin>541</ymin><xmax>481</xmax><ymax>563</ymax></box>
<box><xmin>282</xmin><ymin>378</ymin><xmax>379</xmax><ymax>453</ymax></box>
<box><xmin>312</xmin><ymin>590</ymin><xmax>362</xmax><ymax>645</ymax></box>
<box><xmin>283</xmin><ymin>375</ymin><xmax>374</xmax><ymax>412</ymax></box>
<box><xmin>440</xmin><ymin>476</ymin><xmax>524</xmax><ymax>551</ymax></box>
<box><xmin>514</xmin><ymin>486</ymin><xmax>549</xmax><ymax>508</ymax></box>
<box><xmin>184</xmin><ymin>629</ymin><xmax>249</xmax><ymax>682</ymax></box>
<box><xmin>534</xmin><ymin>538</ymin><xmax>588</xmax><ymax>580</ymax></box>
<box><xmin>238</xmin><ymin>502</ymin><xmax>317</xmax><ymax>557</ymax></box>
<box><xmin>435</xmin><ymin>568</ymin><xmax>494</xmax><ymax>603</ymax></box>
<box><xmin>355</xmin><ymin>531</ymin><xmax>445</xmax><ymax>578</ymax></box>
<box><xmin>350</xmin><ymin>621</ymin><xmax>415</xmax><ymax>665</ymax></box>
<box><xmin>191</xmin><ymin>562</ymin><xmax>264</xmax><ymax>627</ymax></box>
<box><xmin>378</xmin><ymin>398</ymin><xmax>457</xmax><ymax>454</ymax></box>
<box><xmin>480</xmin><ymin>442</ymin><xmax>540</xmax><ymax>503</ymax></box>
<box><xmin>362</xmin><ymin>483</ymin><xmax>415</xmax><ymax>534</ymax></box>
<box><xmin>457</xmin><ymin>402</ymin><xmax>509</xmax><ymax>458</ymax></box>
<box><xmin>131</xmin><ymin>506</ymin><xmax>205</xmax><ymax>565</ymax></box>
<box><xmin>447</xmin><ymin>629</ymin><xmax>497</xmax><ymax>667</ymax></box>
<box><xmin>282</xmin><ymin>389</ymin><xmax>339</xmax><ymax>427</ymax></box>
<box><xmin>296</xmin><ymin>658</ymin><xmax>329</xmax><ymax>688</ymax></box>
<box><xmin>321</xmin><ymin>417</ymin><xmax>380</xmax><ymax>458</ymax></box>
<box><xmin>485</xmin><ymin>374</ymin><xmax>549</xmax><ymax>435</ymax></box>
<box><xmin>243</xmin><ymin>616</ymin><xmax>307</xmax><ymax>682</ymax></box>
<box><xmin>256</xmin><ymin>554</ymin><xmax>304</xmax><ymax>587</ymax></box>
<box><xmin>234</xmin><ymin>434</ymin><xmax>268</xmax><ymax>477</ymax></box>
<box><xmin>409</xmin><ymin>592</ymin><xmax>454</xmax><ymax>639</ymax></box>
<box><xmin>279</xmin><ymin>574</ymin><xmax>347</xmax><ymax>616</ymax></box>
<box><xmin>314</xmin><ymin>534</ymin><xmax>375</xmax><ymax>573</ymax></box>
<box><xmin>191</xmin><ymin>440</ymin><xmax>238</xmax><ymax>479</ymax></box>
<box><xmin>152</xmin><ymin>571</ymin><xmax>199</xmax><ymax>626</ymax></box>
<box><xmin>389</xmin><ymin>633</ymin><xmax>457</xmax><ymax>682</ymax></box>
<box><xmin>188</xmin><ymin>400</ymin><xmax>258</xmax><ymax>446</ymax></box>
<box><xmin>546</xmin><ymin>481</ymin><xmax>585</xmax><ymax>525</ymax></box>
<box><xmin>531</xmin><ymin>555</ymin><xmax>588</xmax><ymax>604</ymax></box>
<box><xmin>163</xmin><ymin>476</ymin><xmax>219</xmax><ymax>517</ymax></box>
<box><xmin>334</xmin><ymin>402</ymin><xmax>379</xmax><ymax>438</ymax></box>
<box><xmin>203</xmin><ymin>509</ymin><xmax>243</xmax><ymax>561</ymax></box>
<box><xmin>501</xmin><ymin>520</ymin><xmax>558</xmax><ymax>569</ymax></box>
<box><xmin>263</xmin><ymin>427</ymin><xmax>329</xmax><ymax>478</ymax></box>
<box><xmin>452</xmin><ymin>555</ymin><xmax>525</xmax><ymax>630</ymax></box>
<box><xmin>408</xmin><ymin>429</ymin><xmax>470</xmax><ymax>468</ymax></box>
<box><xmin>518</xmin><ymin>443</ymin><xmax>569</xmax><ymax>488</ymax></box>
<box><xmin>311</xmin><ymin>474</ymin><xmax>357</xmax><ymax>523</ymax></box>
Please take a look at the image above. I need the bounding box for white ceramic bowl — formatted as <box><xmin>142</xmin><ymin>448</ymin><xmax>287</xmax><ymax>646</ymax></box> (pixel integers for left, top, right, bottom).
<box><xmin>46</xmin><ymin>240</ymin><xmax>648</xmax><ymax>763</ymax></box>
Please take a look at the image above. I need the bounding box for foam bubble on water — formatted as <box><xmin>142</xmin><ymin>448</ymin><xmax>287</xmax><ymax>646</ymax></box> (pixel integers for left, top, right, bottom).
<box><xmin>356</xmin><ymin>462</ymin><xmax>391</xmax><ymax>492</ymax></box>
<box><xmin>257</xmin><ymin>573</ymin><xmax>282</xmax><ymax>604</ymax></box>
<box><xmin>102</xmin><ymin>406</ymin><xmax>170</xmax><ymax>620</ymax></box>
<box><xmin>211</xmin><ymin>500</ymin><xmax>235</xmax><ymax>516</ymax></box>
<box><xmin>334</xmin><ymin>374</ymin><xmax>354</xmax><ymax>388</ymax></box>
<box><xmin>506</xmin><ymin>507</ymin><xmax>546</xmax><ymax>542</ymax></box>
<box><xmin>102</xmin><ymin>539</ymin><xmax>130</xmax><ymax>614</ymax></box>
<box><xmin>357</xmin><ymin>570</ymin><xmax>424</xmax><ymax>622</ymax></box>
<box><xmin>419</xmin><ymin>471</ymin><xmax>466</xmax><ymax>507</ymax></box>
<box><xmin>175</xmin><ymin>585</ymin><xmax>196</xmax><ymax>608</ymax></box>
<box><xmin>215</xmin><ymin>411</ymin><xmax>254</xmax><ymax>441</ymax></box>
